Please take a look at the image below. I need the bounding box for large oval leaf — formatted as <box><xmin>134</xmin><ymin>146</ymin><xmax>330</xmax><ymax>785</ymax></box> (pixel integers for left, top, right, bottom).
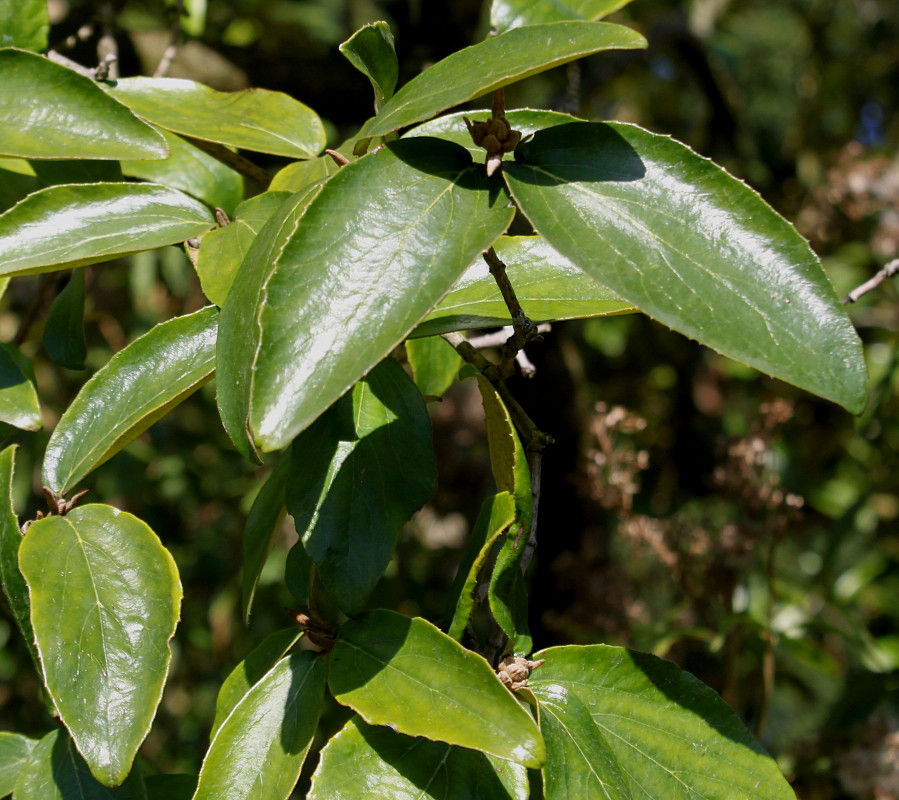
<box><xmin>0</xmin><ymin>731</ymin><xmax>36</xmax><ymax>796</ymax></box>
<box><xmin>0</xmin><ymin>49</ymin><xmax>167</xmax><ymax>160</ymax></box>
<box><xmin>359</xmin><ymin>21</ymin><xmax>646</xmax><ymax>140</ymax></box>
<box><xmin>529</xmin><ymin>645</ymin><xmax>795</xmax><ymax>799</ymax></box>
<box><xmin>491</xmin><ymin>0</ymin><xmax>636</xmax><ymax>33</ymax></box>
<box><xmin>43</xmin><ymin>306</ymin><xmax>218</xmax><ymax>495</ymax></box>
<box><xmin>217</xmin><ymin>137</ymin><xmax>515</xmax><ymax>455</ymax></box>
<box><xmin>193</xmin><ymin>651</ymin><xmax>325</xmax><ymax>800</ymax></box>
<box><xmin>328</xmin><ymin>609</ymin><xmax>545</xmax><ymax>768</ymax></box>
<box><xmin>309</xmin><ymin>716</ymin><xmax>528</xmax><ymax>800</ymax></box>
<box><xmin>504</xmin><ymin>122</ymin><xmax>868</xmax><ymax>414</ymax></box>
<box><xmin>109</xmin><ymin>77</ymin><xmax>326</xmax><ymax>159</ymax></box>
<box><xmin>0</xmin><ymin>0</ymin><xmax>49</xmax><ymax>51</ymax></box>
<box><xmin>0</xmin><ymin>183</ymin><xmax>214</xmax><ymax>277</ymax></box>
<box><xmin>19</xmin><ymin>505</ymin><xmax>181</xmax><ymax>786</ymax></box>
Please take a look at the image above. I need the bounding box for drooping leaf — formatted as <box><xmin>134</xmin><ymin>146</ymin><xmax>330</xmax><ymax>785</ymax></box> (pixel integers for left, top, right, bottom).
<box><xmin>241</xmin><ymin>456</ymin><xmax>290</xmax><ymax>623</ymax></box>
<box><xmin>504</xmin><ymin>122</ymin><xmax>868</xmax><ymax>414</ymax></box>
<box><xmin>19</xmin><ymin>505</ymin><xmax>181</xmax><ymax>787</ymax></box>
<box><xmin>0</xmin><ymin>1</ymin><xmax>49</xmax><ymax>51</ymax></box>
<box><xmin>144</xmin><ymin>775</ymin><xmax>195</xmax><ymax>800</ymax></box>
<box><xmin>0</xmin><ymin>49</ymin><xmax>167</xmax><ymax>160</ymax></box>
<box><xmin>108</xmin><ymin>77</ymin><xmax>326</xmax><ymax>159</ymax></box>
<box><xmin>414</xmin><ymin>235</ymin><xmax>632</xmax><ymax>337</ymax></box>
<box><xmin>0</xmin><ymin>183</ymin><xmax>214</xmax><ymax>277</ymax></box>
<box><xmin>529</xmin><ymin>645</ymin><xmax>796</xmax><ymax>798</ymax></box>
<box><xmin>309</xmin><ymin>716</ymin><xmax>528</xmax><ymax>800</ymax></box>
<box><xmin>211</xmin><ymin>627</ymin><xmax>304</xmax><ymax>737</ymax></box>
<box><xmin>195</xmin><ymin>190</ymin><xmax>294</xmax><ymax>307</ymax></box>
<box><xmin>358</xmin><ymin>22</ymin><xmax>646</xmax><ymax>142</ymax></box>
<box><xmin>193</xmin><ymin>651</ymin><xmax>325</xmax><ymax>800</ymax></box>
<box><xmin>0</xmin><ymin>344</ymin><xmax>40</xmax><ymax>431</ymax></box>
<box><xmin>0</xmin><ymin>731</ymin><xmax>36</xmax><ymax>796</ymax></box>
<box><xmin>121</xmin><ymin>129</ymin><xmax>243</xmax><ymax>215</ymax></box>
<box><xmin>339</xmin><ymin>21</ymin><xmax>399</xmax><ymax>112</ymax></box>
<box><xmin>328</xmin><ymin>609</ymin><xmax>545</xmax><ymax>768</ymax></box>
<box><xmin>406</xmin><ymin>336</ymin><xmax>464</xmax><ymax>398</ymax></box>
<box><xmin>217</xmin><ymin>137</ymin><xmax>514</xmax><ymax>456</ymax></box>
<box><xmin>491</xmin><ymin>0</ymin><xmax>636</xmax><ymax>33</ymax></box>
<box><xmin>286</xmin><ymin>358</ymin><xmax>437</xmax><ymax>613</ymax></box>
<box><xmin>12</xmin><ymin>730</ymin><xmax>146</xmax><ymax>800</ymax></box>
<box><xmin>43</xmin><ymin>306</ymin><xmax>218</xmax><ymax>495</ymax></box>
<box><xmin>445</xmin><ymin>492</ymin><xmax>517</xmax><ymax>641</ymax></box>
<box><xmin>43</xmin><ymin>270</ymin><xmax>87</xmax><ymax>370</ymax></box>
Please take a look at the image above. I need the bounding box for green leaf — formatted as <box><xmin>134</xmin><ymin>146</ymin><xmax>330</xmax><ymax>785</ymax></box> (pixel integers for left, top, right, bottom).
<box><xmin>0</xmin><ymin>0</ymin><xmax>48</xmax><ymax>51</ymax></box>
<box><xmin>328</xmin><ymin>609</ymin><xmax>545</xmax><ymax>768</ymax></box>
<box><xmin>414</xmin><ymin>235</ymin><xmax>633</xmax><ymax>337</ymax></box>
<box><xmin>193</xmin><ymin>651</ymin><xmax>325</xmax><ymax>800</ymax></box>
<box><xmin>31</xmin><ymin>160</ymin><xmax>124</xmax><ymax>187</ymax></box>
<box><xmin>491</xmin><ymin>0</ymin><xmax>635</xmax><ymax>33</ymax></box>
<box><xmin>195</xmin><ymin>191</ymin><xmax>293</xmax><ymax>307</ymax></box>
<box><xmin>309</xmin><ymin>715</ymin><xmax>528</xmax><ymax>800</ymax></box>
<box><xmin>12</xmin><ymin>730</ymin><xmax>146</xmax><ymax>800</ymax></box>
<box><xmin>0</xmin><ymin>49</ymin><xmax>167</xmax><ymax>161</ymax></box>
<box><xmin>0</xmin><ymin>343</ymin><xmax>39</xmax><ymax>431</ymax></box>
<box><xmin>217</xmin><ymin>137</ymin><xmax>515</xmax><ymax>456</ymax></box>
<box><xmin>340</xmin><ymin>21</ymin><xmax>399</xmax><ymax>112</ymax></box>
<box><xmin>43</xmin><ymin>306</ymin><xmax>218</xmax><ymax>495</ymax></box>
<box><xmin>241</xmin><ymin>456</ymin><xmax>290</xmax><ymax>623</ymax></box>
<box><xmin>0</xmin><ymin>731</ymin><xmax>36</xmax><ymax>797</ymax></box>
<box><xmin>445</xmin><ymin>492</ymin><xmax>517</xmax><ymax>641</ymax></box>
<box><xmin>269</xmin><ymin>156</ymin><xmax>337</xmax><ymax>192</ymax></box>
<box><xmin>0</xmin><ymin>165</ymin><xmax>39</xmax><ymax>214</ymax></box>
<box><xmin>144</xmin><ymin>775</ymin><xmax>196</xmax><ymax>800</ymax></box>
<box><xmin>358</xmin><ymin>22</ymin><xmax>646</xmax><ymax>141</ymax></box>
<box><xmin>211</xmin><ymin>627</ymin><xmax>304</xmax><ymax>737</ymax></box>
<box><xmin>43</xmin><ymin>270</ymin><xmax>87</xmax><ymax>370</ymax></box>
<box><xmin>529</xmin><ymin>645</ymin><xmax>796</xmax><ymax>798</ymax></box>
<box><xmin>122</xmin><ymin>130</ymin><xmax>243</xmax><ymax>215</ymax></box>
<box><xmin>19</xmin><ymin>505</ymin><xmax>181</xmax><ymax>787</ymax></box>
<box><xmin>286</xmin><ymin>358</ymin><xmax>437</xmax><ymax>613</ymax></box>
<box><xmin>406</xmin><ymin>336</ymin><xmax>464</xmax><ymax>398</ymax></box>
<box><xmin>108</xmin><ymin>77</ymin><xmax>326</xmax><ymax>159</ymax></box>
<box><xmin>0</xmin><ymin>183</ymin><xmax>214</xmax><ymax>277</ymax></box>
<box><xmin>504</xmin><ymin>122</ymin><xmax>868</xmax><ymax>414</ymax></box>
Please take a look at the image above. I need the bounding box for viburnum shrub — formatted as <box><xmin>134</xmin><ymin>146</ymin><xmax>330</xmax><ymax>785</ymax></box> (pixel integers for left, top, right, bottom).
<box><xmin>0</xmin><ymin>1</ymin><xmax>868</xmax><ymax>799</ymax></box>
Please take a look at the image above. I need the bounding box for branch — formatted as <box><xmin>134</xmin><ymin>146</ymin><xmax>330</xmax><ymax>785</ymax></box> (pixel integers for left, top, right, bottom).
<box><xmin>184</xmin><ymin>137</ymin><xmax>272</xmax><ymax>188</ymax></box>
<box><xmin>155</xmin><ymin>0</ymin><xmax>186</xmax><ymax>77</ymax></box>
<box><xmin>469</xmin><ymin>323</ymin><xmax>551</xmax><ymax>378</ymax></box>
<box><xmin>843</xmin><ymin>258</ymin><xmax>899</xmax><ymax>304</ymax></box>
<box><xmin>96</xmin><ymin>2</ymin><xmax>120</xmax><ymax>80</ymax></box>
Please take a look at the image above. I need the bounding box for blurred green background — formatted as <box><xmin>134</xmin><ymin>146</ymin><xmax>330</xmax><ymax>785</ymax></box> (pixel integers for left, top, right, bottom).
<box><xmin>2</xmin><ymin>1</ymin><xmax>899</xmax><ymax>797</ymax></box>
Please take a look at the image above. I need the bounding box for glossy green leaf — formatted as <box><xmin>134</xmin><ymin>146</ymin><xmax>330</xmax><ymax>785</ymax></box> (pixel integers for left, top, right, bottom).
<box><xmin>43</xmin><ymin>270</ymin><xmax>87</xmax><ymax>370</ymax></box>
<box><xmin>491</xmin><ymin>0</ymin><xmax>635</xmax><ymax>33</ymax></box>
<box><xmin>414</xmin><ymin>235</ymin><xmax>633</xmax><ymax>338</ymax></box>
<box><xmin>505</xmin><ymin>122</ymin><xmax>868</xmax><ymax>414</ymax></box>
<box><xmin>406</xmin><ymin>336</ymin><xmax>464</xmax><ymax>398</ymax></box>
<box><xmin>122</xmin><ymin>130</ymin><xmax>243</xmax><ymax>215</ymax></box>
<box><xmin>530</xmin><ymin>645</ymin><xmax>795</xmax><ymax>798</ymax></box>
<box><xmin>109</xmin><ymin>77</ymin><xmax>326</xmax><ymax>159</ymax></box>
<box><xmin>445</xmin><ymin>492</ymin><xmax>517</xmax><ymax>641</ymax></box>
<box><xmin>286</xmin><ymin>358</ymin><xmax>437</xmax><ymax>613</ymax></box>
<box><xmin>358</xmin><ymin>22</ymin><xmax>646</xmax><ymax>141</ymax></box>
<box><xmin>0</xmin><ymin>731</ymin><xmax>36</xmax><ymax>796</ymax></box>
<box><xmin>0</xmin><ymin>183</ymin><xmax>214</xmax><ymax>277</ymax></box>
<box><xmin>144</xmin><ymin>775</ymin><xmax>195</xmax><ymax>800</ymax></box>
<box><xmin>0</xmin><ymin>49</ymin><xmax>167</xmax><ymax>161</ymax></box>
<box><xmin>0</xmin><ymin>0</ymin><xmax>48</xmax><ymax>51</ymax></box>
<box><xmin>340</xmin><ymin>21</ymin><xmax>398</xmax><ymax>112</ymax></box>
<box><xmin>31</xmin><ymin>160</ymin><xmax>123</xmax><ymax>186</ymax></box>
<box><xmin>217</xmin><ymin>137</ymin><xmax>514</xmax><ymax>456</ymax></box>
<box><xmin>241</xmin><ymin>456</ymin><xmax>290</xmax><ymax>623</ymax></box>
<box><xmin>211</xmin><ymin>627</ymin><xmax>304</xmax><ymax>737</ymax></box>
<box><xmin>193</xmin><ymin>651</ymin><xmax>325</xmax><ymax>800</ymax></box>
<box><xmin>196</xmin><ymin>191</ymin><xmax>293</xmax><ymax>307</ymax></box>
<box><xmin>43</xmin><ymin>307</ymin><xmax>218</xmax><ymax>495</ymax></box>
<box><xmin>0</xmin><ymin>344</ymin><xmax>40</xmax><ymax>431</ymax></box>
<box><xmin>12</xmin><ymin>730</ymin><xmax>146</xmax><ymax>800</ymax></box>
<box><xmin>19</xmin><ymin>505</ymin><xmax>181</xmax><ymax>787</ymax></box>
<box><xmin>329</xmin><ymin>609</ymin><xmax>545</xmax><ymax>768</ymax></box>
<box><xmin>269</xmin><ymin>156</ymin><xmax>337</xmax><ymax>192</ymax></box>
<box><xmin>309</xmin><ymin>715</ymin><xmax>528</xmax><ymax>800</ymax></box>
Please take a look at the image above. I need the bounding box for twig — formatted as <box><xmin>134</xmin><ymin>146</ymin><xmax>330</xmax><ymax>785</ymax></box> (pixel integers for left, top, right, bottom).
<box><xmin>755</xmin><ymin>538</ymin><xmax>778</xmax><ymax>739</ymax></box>
<box><xmin>843</xmin><ymin>258</ymin><xmax>899</xmax><ymax>304</ymax></box>
<box><xmin>184</xmin><ymin>137</ymin><xmax>272</xmax><ymax>188</ymax></box>
<box><xmin>96</xmin><ymin>2</ymin><xmax>119</xmax><ymax>80</ymax></box>
<box><xmin>46</xmin><ymin>50</ymin><xmax>96</xmax><ymax>78</ymax></box>
<box><xmin>468</xmin><ymin>324</ymin><xmax>552</xmax><ymax>350</ymax></box>
<box><xmin>154</xmin><ymin>0</ymin><xmax>186</xmax><ymax>77</ymax></box>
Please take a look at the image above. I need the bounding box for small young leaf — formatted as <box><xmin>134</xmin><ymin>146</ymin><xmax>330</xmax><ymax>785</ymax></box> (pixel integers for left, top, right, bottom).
<box><xmin>328</xmin><ymin>609</ymin><xmax>545</xmax><ymax>768</ymax></box>
<box><xmin>339</xmin><ymin>21</ymin><xmax>399</xmax><ymax>112</ymax></box>
<box><xmin>406</xmin><ymin>336</ymin><xmax>464</xmax><ymax>398</ymax></box>
<box><xmin>308</xmin><ymin>716</ymin><xmax>528</xmax><ymax>800</ymax></box>
<box><xmin>194</xmin><ymin>651</ymin><xmax>325</xmax><ymax>800</ymax></box>
<box><xmin>0</xmin><ymin>730</ymin><xmax>36</xmax><ymax>796</ymax></box>
<box><xmin>0</xmin><ymin>49</ymin><xmax>167</xmax><ymax>161</ymax></box>
<box><xmin>0</xmin><ymin>344</ymin><xmax>40</xmax><ymax>431</ymax></box>
<box><xmin>43</xmin><ymin>306</ymin><xmax>218</xmax><ymax>495</ymax></box>
<box><xmin>491</xmin><ymin>0</ymin><xmax>635</xmax><ymax>33</ymax></box>
<box><xmin>43</xmin><ymin>270</ymin><xmax>87</xmax><ymax>370</ymax></box>
<box><xmin>0</xmin><ymin>183</ymin><xmax>214</xmax><ymax>277</ymax></box>
<box><xmin>0</xmin><ymin>0</ymin><xmax>49</xmax><ymax>51</ymax></box>
<box><xmin>19</xmin><ymin>505</ymin><xmax>181</xmax><ymax>787</ymax></box>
